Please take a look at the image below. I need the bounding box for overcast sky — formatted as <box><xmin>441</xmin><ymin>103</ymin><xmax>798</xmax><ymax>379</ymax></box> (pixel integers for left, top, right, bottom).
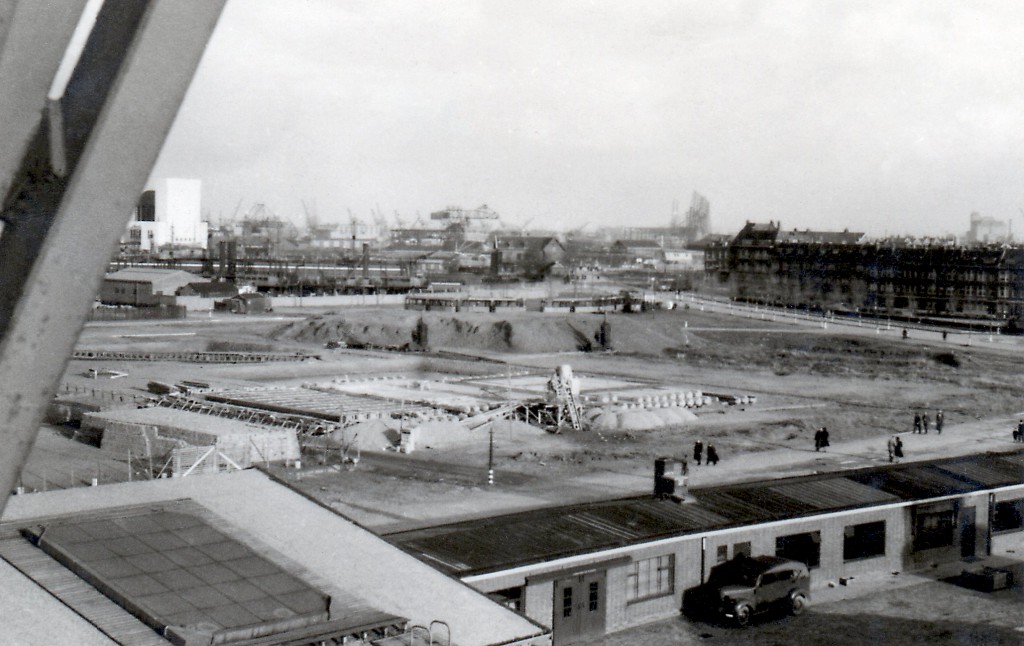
<box><xmin>148</xmin><ymin>0</ymin><xmax>1024</xmax><ymax>237</ymax></box>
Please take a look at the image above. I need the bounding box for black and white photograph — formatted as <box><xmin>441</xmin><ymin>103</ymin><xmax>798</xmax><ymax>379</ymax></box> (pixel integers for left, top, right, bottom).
<box><xmin>1</xmin><ymin>1</ymin><xmax>1022</xmax><ymax>645</ymax></box>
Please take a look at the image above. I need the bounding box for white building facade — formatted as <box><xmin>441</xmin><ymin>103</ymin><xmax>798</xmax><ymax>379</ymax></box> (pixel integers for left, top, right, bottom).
<box><xmin>124</xmin><ymin>178</ymin><xmax>208</xmax><ymax>252</ymax></box>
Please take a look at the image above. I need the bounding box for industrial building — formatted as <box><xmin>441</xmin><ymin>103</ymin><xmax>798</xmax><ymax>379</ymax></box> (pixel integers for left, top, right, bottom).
<box><xmin>124</xmin><ymin>178</ymin><xmax>209</xmax><ymax>253</ymax></box>
<box><xmin>84</xmin><ymin>407</ymin><xmax>300</xmax><ymax>475</ymax></box>
<box><xmin>712</xmin><ymin>221</ymin><xmax>1024</xmax><ymax>325</ymax></box>
<box><xmin>386</xmin><ymin>450</ymin><xmax>1024</xmax><ymax>645</ymax></box>
<box><xmin>100</xmin><ymin>268</ymin><xmax>209</xmax><ymax>307</ymax></box>
<box><xmin>0</xmin><ymin>470</ymin><xmax>549</xmax><ymax>646</ymax></box>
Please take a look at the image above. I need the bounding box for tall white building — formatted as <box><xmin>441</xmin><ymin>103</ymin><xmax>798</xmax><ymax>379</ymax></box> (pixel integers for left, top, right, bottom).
<box><xmin>124</xmin><ymin>178</ymin><xmax>208</xmax><ymax>252</ymax></box>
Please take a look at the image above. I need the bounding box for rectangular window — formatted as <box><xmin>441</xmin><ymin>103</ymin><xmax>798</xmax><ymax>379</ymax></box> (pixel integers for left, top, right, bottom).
<box><xmin>562</xmin><ymin>587</ymin><xmax>572</xmax><ymax>618</ymax></box>
<box><xmin>776</xmin><ymin>531</ymin><xmax>821</xmax><ymax>568</ymax></box>
<box><xmin>489</xmin><ymin>586</ymin><xmax>523</xmax><ymax>612</ymax></box>
<box><xmin>913</xmin><ymin>506</ymin><xmax>955</xmax><ymax>551</ymax></box>
<box><xmin>716</xmin><ymin>545</ymin><xmax>728</xmax><ymax>564</ymax></box>
<box><xmin>626</xmin><ymin>554</ymin><xmax>675</xmax><ymax>603</ymax></box>
<box><xmin>733</xmin><ymin>541</ymin><xmax>751</xmax><ymax>558</ymax></box>
<box><xmin>844</xmin><ymin>521</ymin><xmax>886</xmax><ymax>561</ymax></box>
<box><xmin>992</xmin><ymin>499</ymin><xmax>1024</xmax><ymax>533</ymax></box>
<box><xmin>588</xmin><ymin>581</ymin><xmax>599</xmax><ymax>612</ymax></box>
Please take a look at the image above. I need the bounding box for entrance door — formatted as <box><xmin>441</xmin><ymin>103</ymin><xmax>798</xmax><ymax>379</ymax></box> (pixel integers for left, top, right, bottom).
<box><xmin>552</xmin><ymin>570</ymin><xmax>607</xmax><ymax>645</ymax></box>
<box><xmin>960</xmin><ymin>506</ymin><xmax>976</xmax><ymax>559</ymax></box>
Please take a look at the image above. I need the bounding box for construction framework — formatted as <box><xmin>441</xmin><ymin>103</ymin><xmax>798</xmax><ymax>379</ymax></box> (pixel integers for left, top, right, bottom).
<box><xmin>0</xmin><ymin>0</ymin><xmax>227</xmax><ymax>516</ymax></box>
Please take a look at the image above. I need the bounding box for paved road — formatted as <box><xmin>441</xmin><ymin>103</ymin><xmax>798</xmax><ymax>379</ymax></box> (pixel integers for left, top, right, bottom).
<box><xmin>580</xmin><ymin>413</ymin><xmax>1024</xmax><ymax>495</ymax></box>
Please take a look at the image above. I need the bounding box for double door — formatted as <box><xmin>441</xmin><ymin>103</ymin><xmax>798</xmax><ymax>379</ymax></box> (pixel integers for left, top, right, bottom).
<box><xmin>553</xmin><ymin>570</ymin><xmax>606</xmax><ymax>645</ymax></box>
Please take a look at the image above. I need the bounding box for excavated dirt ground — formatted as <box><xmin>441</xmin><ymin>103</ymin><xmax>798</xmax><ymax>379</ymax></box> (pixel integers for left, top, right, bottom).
<box><xmin>31</xmin><ymin>303</ymin><xmax>1024</xmax><ymax>644</ymax></box>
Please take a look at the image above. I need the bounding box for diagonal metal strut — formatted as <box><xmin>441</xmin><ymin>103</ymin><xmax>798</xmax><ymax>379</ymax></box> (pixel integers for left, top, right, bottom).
<box><xmin>0</xmin><ymin>0</ymin><xmax>226</xmax><ymax>515</ymax></box>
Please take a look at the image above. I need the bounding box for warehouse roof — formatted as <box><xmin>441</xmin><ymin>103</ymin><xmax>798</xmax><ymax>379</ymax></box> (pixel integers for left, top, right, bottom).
<box><xmin>11</xmin><ymin>503</ymin><xmax>395</xmax><ymax>645</ymax></box>
<box><xmin>104</xmin><ymin>268</ymin><xmax>206</xmax><ymax>284</ymax></box>
<box><xmin>1</xmin><ymin>470</ymin><xmax>547</xmax><ymax>646</ymax></box>
<box><xmin>85</xmin><ymin>407</ymin><xmax>281</xmax><ymax>437</ymax></box>
<box><xmin>385</xmin><ymin>450</ymin><xmax>1024</xmax><ymax>577</ymax></box>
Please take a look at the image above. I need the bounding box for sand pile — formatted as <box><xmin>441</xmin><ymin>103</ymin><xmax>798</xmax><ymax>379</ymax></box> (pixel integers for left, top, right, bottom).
<box><xmin>476</xmin><ymin>419</ymin><xmax>549</xmax><ymax>437</ymax></box>
<box><xmin>585</xmin><ymin>406</ymin><xmax>697</xmax><ymax>431</ymax></box>
<box><xmin>330</xmin><ymin>418</ymin><xmax>401</xmax><ymax>451</ymax></box>
<box><xmin>275</xmin><ymin>311</ymin><xmax>620</xmax><ymax>353</ymax></box>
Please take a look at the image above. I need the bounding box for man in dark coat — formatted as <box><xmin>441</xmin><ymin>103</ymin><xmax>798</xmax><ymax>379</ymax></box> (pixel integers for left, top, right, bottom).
<box><xmin>706</xmin><ymin>445</ymin><xmax>719</xmax><ymax>466</ymax></box>
<box><xmin>693</xmin><ymin>440</ymin><xmax>704</xmax><ymax>465</ymax></box>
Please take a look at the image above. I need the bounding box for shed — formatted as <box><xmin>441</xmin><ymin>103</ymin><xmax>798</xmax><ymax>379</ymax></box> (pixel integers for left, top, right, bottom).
<box><xmin>100</xmin><ymin>268</ymin><xmax>208</xmax><ymax>306</ymax></box>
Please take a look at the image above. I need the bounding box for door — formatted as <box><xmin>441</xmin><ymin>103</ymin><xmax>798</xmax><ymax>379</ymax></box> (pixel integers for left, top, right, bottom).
<box><xmin>552</xmin><ymin>571</ymin><xmax>607</xmax><ymax>645</ymax></box>
<box><xmin>960</xmin><ymin>506</ymin><xmax>976</xmax><ymax>559</ymax></box>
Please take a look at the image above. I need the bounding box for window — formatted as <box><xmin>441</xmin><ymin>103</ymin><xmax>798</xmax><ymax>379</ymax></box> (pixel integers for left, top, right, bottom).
<box><xmin>733</xmin><ymin>541</ymin><xmax>751</xmax><ymax>558</ymax></box>
<box><xmin>913</xmin><ymin>506</ymin><xmax>955</xmax><ymax>551</ymax></box>
<box><xmin>489</xmin><ymin>586</ymin><xmax>523</xmax><ymax>612</ymax></box>
<box><xmin>844</xmin><ymin>521</ymin><xmax>886</xmax><ymax>561</ymax></box>
<box><xmin>626</xmin><ymin>554</ymin><xmax>675</xmax><ymax>603</ymax></box>
<box><xmin>716</xmin><ymin>545</ymin><xmax>728</xmax><ymax>563</ymax></box>
<box><xmin>993</xmin><ymin>499</ymin><xmax>1024</xmax><ymax>533</ymax></box>
<box><xmin>759</xmin><ymin>571</ymin><xmax>785</xmax><ymax>585</ymax></box>
<box><xmin>775</xmin><ymin>531</ymin><xmax>821</xmax><ymax>568</ymax></box>
<box><xmin>562</xmin><ymin>587</ymin><xmax>572</xmax><ymax>618</ymax></box>
<box><xmin>588</xmin><ymin>581</ymin><xmax>599</xmax><ymax>612</ymax></box>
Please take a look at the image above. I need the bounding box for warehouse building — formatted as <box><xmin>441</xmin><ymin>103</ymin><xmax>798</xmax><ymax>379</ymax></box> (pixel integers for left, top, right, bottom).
<box><xmin>386</xmin><ymin>450</ymin><xmax>1024</xmax><ymax>646</ymax></box>
<box><xmin>84</xmin><ymin>407</ymin><xmax>300</xmax><ymax>474</ymax></box>
<box><xmin>100</xmin><ymin>268</ymin><xmax>208</xmax><ymax>306</ymax></box>
<box><xmin>0</xmin><ymin>471</ymin><xmax>549</xmax><ymax>645</ymax></box>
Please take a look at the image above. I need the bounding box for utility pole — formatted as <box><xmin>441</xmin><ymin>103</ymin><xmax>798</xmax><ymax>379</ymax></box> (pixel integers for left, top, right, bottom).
<box><xmin>488</xmin><ymin>426</ymin><xmax>495</xmax><ymax>486</ymax></box>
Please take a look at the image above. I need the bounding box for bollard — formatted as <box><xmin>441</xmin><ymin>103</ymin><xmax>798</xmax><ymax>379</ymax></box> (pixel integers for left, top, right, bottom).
<box><xmin>91</xmin><ymin>478</ymin><xmax>98</xmax><ymax>487</ymax></box>
<box><xmin>295</xmin><ymin>460</ymin><xmax>302</xmax><ymax>470</ymax></box>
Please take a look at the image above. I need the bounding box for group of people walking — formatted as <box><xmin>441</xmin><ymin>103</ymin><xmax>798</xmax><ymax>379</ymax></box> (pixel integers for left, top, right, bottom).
<box><xmin>912</xmin><ymin>409</ymin><xmax>943</xmax><ymax>434</ymax></box>
<box><xmin>693</xmin><ymin>440</ymin><xmax>719</xmax><ymax>466</ymax></box>
<box><xmin>886</xmin><ymin>435</ymin><xmax>904</xmax><ymax>462</ymax></box>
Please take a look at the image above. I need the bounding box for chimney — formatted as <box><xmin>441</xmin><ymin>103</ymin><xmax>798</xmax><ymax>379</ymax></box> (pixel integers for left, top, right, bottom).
<box><xmin>654</xmin><ymin>457</ymin><xmax>689</xmax><ymax>501</ymax></box>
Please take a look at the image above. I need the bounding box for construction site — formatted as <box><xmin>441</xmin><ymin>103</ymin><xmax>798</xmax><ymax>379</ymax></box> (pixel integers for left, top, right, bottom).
<box><xmin>1</xmin><ymin>289</ymin><xmax>1015</xmax><ymax>644</ymax></box>
<box><xmin>2</xmin><ymin>3</ymin><xmax>1023</xmax><ymax>646</ymax></box>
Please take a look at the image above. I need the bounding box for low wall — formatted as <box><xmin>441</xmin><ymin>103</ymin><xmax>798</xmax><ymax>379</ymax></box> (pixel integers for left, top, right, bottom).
<box><xmin>177</xmin><ymin>294</ymin><xmax>406</xmax><ymax>311</ymax></box>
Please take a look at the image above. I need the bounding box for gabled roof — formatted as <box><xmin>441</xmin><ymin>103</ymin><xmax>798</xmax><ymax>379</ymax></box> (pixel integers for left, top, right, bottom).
<box><xmin>105</xmin><ymin>268</ymin><xmax>205</xmax><ymax>284</ymax></box>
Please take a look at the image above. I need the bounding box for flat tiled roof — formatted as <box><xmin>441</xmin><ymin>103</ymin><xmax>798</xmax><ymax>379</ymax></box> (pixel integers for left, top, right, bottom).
<box><xmin>6</xmin><ymin>501</ymin><xmax>403</xmax><ymax>646</ymax></box>
<box><xmin>1</xmin><ymin>470</ymin><xmax>546</xmax><ymax>646</ymax></box>
<box><xmin>28</xmin><ymin>510</ymin><xmax>333</xmax><ymax>644</ymax></box>
<box><xmin>386</xmin><ymin>450</ymin><xmax>1024</xmax><ymax>577</ymax></box>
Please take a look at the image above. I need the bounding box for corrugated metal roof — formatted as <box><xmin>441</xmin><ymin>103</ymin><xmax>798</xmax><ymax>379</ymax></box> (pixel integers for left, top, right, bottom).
<box><xmin>387</xmin><ymin>450</ymin><xmax>1024</xmax><ymax>577</ymax></box>
<box><xmin>768</xmin><ymin>477</ymin><xmax>899</xmax><ymax>510</ymax></box>
<box><xmin>935</xmin><ymin>453</ymin><xmax>1024</xmax><ymax>488</ymax></box>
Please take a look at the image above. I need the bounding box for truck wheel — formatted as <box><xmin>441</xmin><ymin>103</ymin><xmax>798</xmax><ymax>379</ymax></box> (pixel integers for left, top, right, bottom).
<box><xmin>734</xmin><ymin>603</ymin><xmax>753</xmax><ymax>627</ymax></box>
<box><xmin>789</xmin><ymin>593</ymin><xmax>807</xmax><ymax>616</ymax></box>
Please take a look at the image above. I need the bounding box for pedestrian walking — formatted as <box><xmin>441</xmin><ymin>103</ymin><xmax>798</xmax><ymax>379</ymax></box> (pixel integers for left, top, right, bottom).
<box><xmin>894</xmin><ymin>437</ymin><xmax>904</xmax><ymax>459</ymax></box>
<box><xmin>935</xmin><ymin>410</ymin><xmax>944</xmax><ymax>434</ymax></box>
<box><xmin>820</xmin><ymin>427</ymin><xmax>830</xmax><ymax>450</ymax></box>
<box><xmin>693</xmin><ymin>440</ymin><xmax>704</xmax><ymax>465</ymax></box>
<box><xmin>1015</xmin><ymin>420</ymin><xmax>1024</xmax><ymax>443</ymax></box>
<box><xmin>706</xmin><ymin>445</ymin><xmax>719</xmax><ymax>466</ymax></box>
<box><xmin>921</xmin><ymin>412</ymin><xmax>930</xmax><ymax>434</ymax></box>
<box><xmin>887</xmin><ymin>436</ymin><xmax>896</xmax><ymax>462</ymax></box>
<box><xmin>913</xmin><ymin>412</ymin><xmax>921</xmax><ymax>434</ymax></box>
<box><xmin>814</xmin><ymin>428</ymin><xmax>823</xmax><ymax>452</ymax></box>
